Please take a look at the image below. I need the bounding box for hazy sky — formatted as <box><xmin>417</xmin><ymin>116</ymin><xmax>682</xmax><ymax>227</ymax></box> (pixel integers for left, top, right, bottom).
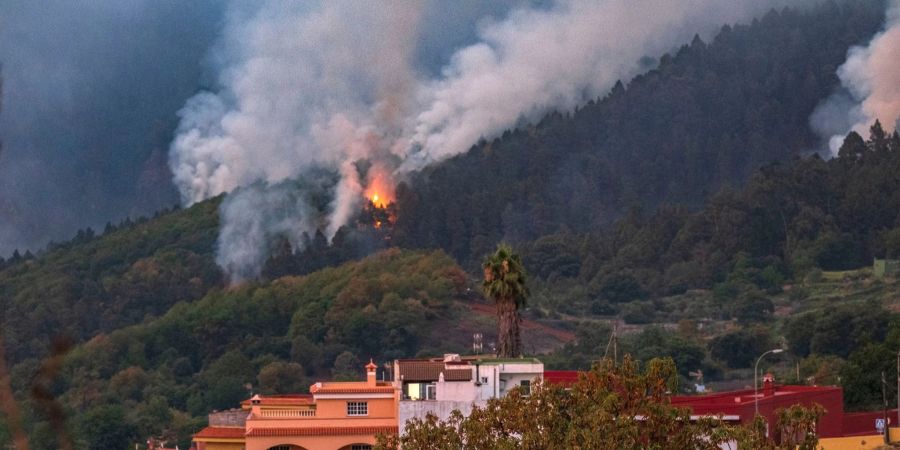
<box><xmin>0</xmin><ymin>0</ymin><xmax>525</xmax><ymax>255</ymax></box>
<box><xmin>0</xmin><ymin>0</ymin><xmax>224</xmax><ymax>254</ymax></box>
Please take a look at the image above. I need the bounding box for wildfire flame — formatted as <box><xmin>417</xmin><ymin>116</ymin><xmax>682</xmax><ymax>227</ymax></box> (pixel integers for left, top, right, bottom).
<box><xmin>364</xmin><ymin>166</ymin><xmax>395</xmax><ymax>209</ymax></box>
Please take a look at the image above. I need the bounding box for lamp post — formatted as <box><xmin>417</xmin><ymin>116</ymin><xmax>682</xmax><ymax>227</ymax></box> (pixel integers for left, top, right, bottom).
<box><xmin>896</xmin><ymin>349</ymin><xmax>900</xmax><ymax>433</ymax></box>
<box><xmin>755</xmin><ymin>348</ymin><xmax>784</xmax><ymax>417</ymax></box>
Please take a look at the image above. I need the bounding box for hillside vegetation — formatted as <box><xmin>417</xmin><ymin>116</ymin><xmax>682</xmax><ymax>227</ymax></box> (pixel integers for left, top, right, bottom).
<box><xmin>531</xmin><ymin>126</ymin><xmax>900</xmax><ymax>414</ymax></box>
<box><xmin>4</xmin><ymin>249</ymin><xmax>480</xmax><ymax>447</ymax></box>
<box><xmin>391</xmin><ymin>1</ymin><xmax>885</xmax><ymax>267</ymax></box>
<box><xmin>0</xmin><ymin>198</ymin><xmax>221</xmax><ymax>365</ymax></box>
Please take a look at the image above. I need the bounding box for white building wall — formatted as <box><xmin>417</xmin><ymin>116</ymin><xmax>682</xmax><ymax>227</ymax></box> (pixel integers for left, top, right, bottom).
<box><xmin>399</xmin><ymin>400</ymin><xmax>482</xmax><ymax>432</ymax></box>
<box><xmin>397</xmin><ymin>360</ymin><xmax>545</xmax><ymax>435</ymax></box>
<box><xmin>435</xmin><ymin>378</ymin><xmax>478</xmax><ymax>402</ymax></box>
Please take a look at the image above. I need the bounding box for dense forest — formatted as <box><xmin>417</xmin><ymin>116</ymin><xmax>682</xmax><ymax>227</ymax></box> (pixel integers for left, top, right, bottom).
<box><xmin>390</xmin><ymin>1</ymin><xmax>886</xmax><ymax>267</ymax></box>
<box><xmin>536</xmin><ymin>127</ymin><xmax>900</xmax><ymax>412</ymax></box>
<box><xmin>2</xmin><ymin>1</ymin><xmax>900</xmax><ymax>448</ymax></box>
<box><xmin>518</xmin><ymin>122</ymin><xmax>900</xmax><ymax>318</ymax></box>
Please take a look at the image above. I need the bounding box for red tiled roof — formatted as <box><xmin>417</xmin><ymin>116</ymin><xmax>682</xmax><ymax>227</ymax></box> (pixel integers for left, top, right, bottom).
<box><xmin>544</xmin><ymin>370</ymin><xmax>580</xmax><ymax>386</ymax></box>
<box><xmin>396</xmin><ymin>360</ymin><xmax>472</xmax><ymax>382</ymax></box>
<box><xmin>312</xmin><ymin>386</ymin><xmax>395</xmax><ymax>394</ymax></box>
<box><xmin>241</xmin><ymin>394</ymin><xmax>314</xmax><ymax>406</ymax></box>
<box><xmin>193</xmin><ymin>426</ymin><xmax>245</xmax><ymax>439</ymax></box>
<box><xmin>246</xmin><ymin>425</ymin><xmax>398</xmax><ymax>437</ymax></box>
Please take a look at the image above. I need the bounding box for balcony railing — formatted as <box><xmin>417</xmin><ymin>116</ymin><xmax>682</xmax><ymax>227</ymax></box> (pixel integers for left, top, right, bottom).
<box><xmin>258</xmin><ymin>409</ymin><xmax>316</xmax><ymax>418</ymax></box>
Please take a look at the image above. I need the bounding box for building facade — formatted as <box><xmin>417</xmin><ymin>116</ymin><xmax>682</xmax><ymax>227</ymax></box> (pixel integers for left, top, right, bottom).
<box><xmin>394</xmin><ymin>354</ymin><xmax>543</xmax><ymax>431</ymax></box>
<box><xmin>193</xmin><ymin>361</ymin><xmax>398</xmax><ymax>450</ymax></box>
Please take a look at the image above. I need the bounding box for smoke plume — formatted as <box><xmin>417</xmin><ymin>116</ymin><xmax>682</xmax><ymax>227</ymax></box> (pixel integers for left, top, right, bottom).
<box><xmin>171</xmin><ymin>0</ymin><xmax>805</xmax><ymax>281</ymax></box>
<box><xmin>812</xmin><ymin>0</ymin><xmax>900</xmax><ymax>155</ymax></box>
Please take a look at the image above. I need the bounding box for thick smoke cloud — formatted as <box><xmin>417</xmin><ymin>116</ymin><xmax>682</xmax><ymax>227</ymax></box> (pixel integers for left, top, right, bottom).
<box><xmin>812</xmin><ymin>0</ymin><xmax>900</xmax><ymax>155</ymax></box>
<box><xmin>216</xmin><ymin>173</ymin><xmax>337</xmax><ymax>281</ymax></box>
<box><xmin>0</xmin><ymin>0</ymin><xmax>224</xmax><ymax>255</ymax></box>
<box><xmin>171</xmin><ymin>0</ymin><xmax>806</xmax><ymax>282</ymax></box>
<box><xmin>401</xmin><ymin>0</ymin><xmax>802</xmax><ymax>170</ymax></box>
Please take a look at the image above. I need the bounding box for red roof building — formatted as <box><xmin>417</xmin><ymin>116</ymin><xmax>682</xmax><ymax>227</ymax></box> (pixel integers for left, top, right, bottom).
<box><xmin>546</xmin><ymin>369</ymin><xmax>898</xmax><ymax>440</ymax></box>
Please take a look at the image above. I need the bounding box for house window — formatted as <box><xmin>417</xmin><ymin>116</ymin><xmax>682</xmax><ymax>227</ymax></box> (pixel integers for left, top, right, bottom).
<box><xmin>405</xmin><ymin>383</ymin><xmax>421</xmax><ymax>400</ymax></box>
<box><xmin>351</xmin><ymin>445</ymin><xmax>372</xmax><ymax>450</ymax></box>
<box><xmin>520</xmin><ymin>380</ymin><xmax>531</xmax><ymax>396</ymax></box>
<box><xmin>404</xmin><ymin>383</ymin><xmax>437</xmax><ymax>400</ymax></box>
<box><xmin>347</xmin><ymin>401</ymin><xmax>368</xmax><ymax>416</ymax></box>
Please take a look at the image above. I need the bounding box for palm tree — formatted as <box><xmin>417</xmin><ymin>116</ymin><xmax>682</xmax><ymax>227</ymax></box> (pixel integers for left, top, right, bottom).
<box><xmin>482</xmin><ymin>244</ymin><xmax>529</xmax><ymax>358</ymax></box>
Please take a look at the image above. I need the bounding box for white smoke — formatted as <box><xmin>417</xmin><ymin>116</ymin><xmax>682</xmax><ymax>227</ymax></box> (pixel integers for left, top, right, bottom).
<box><xmin>216</xmin><ymin>177</ymin><xmax>331</xmax><ymax>282</ymax></box>
<box><xmin>170</xmin><ymin>2</ymin><xmax>421</xmax><ymax>203</ymax></box>
<box><xmin>400</xmin><ymin>0</ymin><xmax>802</xmax><ymax>170</ymax></box>
<box><xmin>812</xmin><ymin>0</ymin><xmax>900</xmax><ymax>155</ymax></box>
<box><xmin>170</xmin><ymin>0</ymin><xmax>804</xmax><ymax>281</ymax></box>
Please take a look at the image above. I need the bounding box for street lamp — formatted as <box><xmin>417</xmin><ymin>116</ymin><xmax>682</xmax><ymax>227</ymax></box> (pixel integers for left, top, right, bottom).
<box><xmin>896</xmin><ymin>349</ymin><xmax>900</xmax><ymax>429</ymax></box>
<box><xmin>755</xmin><ymin>348</ymin><xmax>784</xmax><ymax>417</ymax></box>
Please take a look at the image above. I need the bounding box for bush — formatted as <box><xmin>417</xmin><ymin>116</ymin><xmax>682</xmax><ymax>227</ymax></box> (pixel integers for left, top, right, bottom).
<box><xmin>708</xmin><ymin>329</ymin><xmax>772</xmax><ymax>369</ymax></box>
<box><xmin>621</xmin><ymin>301</ymin><xmax>655</xmax><ymax>324</ymax></box>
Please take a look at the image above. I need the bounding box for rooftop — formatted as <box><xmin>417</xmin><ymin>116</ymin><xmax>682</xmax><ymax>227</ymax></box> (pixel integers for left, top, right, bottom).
<box><xmin>241</xmin><ymin>394</ymin><xmax>314</xmax><ymax>407</ymax></box>
<box><xmin>245</xmin><ymin>425</ymin><xmax>398</xmax><ymax>437</ymax></box>
<box><xmin>310</xmin><ymin>384</ymin><xmax>395</xmax><ymax>394</ymax></box>
<box><xmin>544</xmin><ymin>370</ymin><xmax>580</xmax><ymax>386</ymax></box>
<box><xmin>670</xmin><ymin>384</ymin><xmax>842</xmax><ymax>408</ymax></box>
<box><xmin>193</xmin><ymin>426</ymin><xmax>245</xmax><ymax>439</ymax></box>
<box><xmin>396</xmin><ymin>360</ymin><xmax>473</xmax><ymax>382</ymax></box>
<box><xmin>476</xmin><ymin>357</ymin><xmax>543</xmax><ymax>365</ymax></box>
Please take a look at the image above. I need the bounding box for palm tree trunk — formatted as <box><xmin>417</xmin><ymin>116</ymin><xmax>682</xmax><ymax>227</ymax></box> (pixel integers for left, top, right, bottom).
<box><xmin>496</xmin><ymin>298</ymin><xmax>521</xmax><ymax>358</ymax></box>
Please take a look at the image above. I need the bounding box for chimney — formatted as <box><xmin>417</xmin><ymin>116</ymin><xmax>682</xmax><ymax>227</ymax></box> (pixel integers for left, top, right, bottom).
<box><xmin>250</xmin><ymin>394</ymin><xmax>262</xmax><ymax>416</ymax></box>
<box><xmin>366</xmin><ymin>359</ymin><xmax>378</xmax><ymax>386</ymax></box>
<box><xmin>763</xmin><ymin>372</ymin><xmax>775</xmax><ymax>397</ymax></box>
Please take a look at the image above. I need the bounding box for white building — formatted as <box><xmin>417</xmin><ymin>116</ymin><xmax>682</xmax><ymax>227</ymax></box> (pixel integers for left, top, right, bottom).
<box><xmin>393</xmin><ymin>354</ymin><xmax>544</xmax><ymax>432</ymax></box>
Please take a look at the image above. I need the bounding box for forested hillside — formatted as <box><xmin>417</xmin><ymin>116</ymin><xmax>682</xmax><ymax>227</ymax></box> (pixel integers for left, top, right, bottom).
<box><xmin>1</xmin><ymin>2</ymin><xmax>898</xmax><ymax>448</ymax></box>
<box><xmin>3</xmin><ymin>249</ymin><xmax>480</xmax><ymax>447</ymax></box>
<box><xmin>391</xmin><ymin>1</ymin><xmax>886</xmax><ymax>266</ymax></box>
<box><xmin>518</xmin><ymin>125</ymin><xmax>900</xmax><ymax>318</ymax></box>
<box><xmin>0</xmin><ymin>199</ymin><xmax>221</xmax><ymax>365</ymax></box>
<box><xmin>535</xmin><ymin>128</ymin><xmax>900</xmax><ymax>413</ymax></box>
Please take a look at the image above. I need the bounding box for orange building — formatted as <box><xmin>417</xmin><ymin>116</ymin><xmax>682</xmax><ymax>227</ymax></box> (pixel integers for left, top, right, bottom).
<box><xmin>194</xmin><ymin>360</ymin><xmax>398</xmax><ymax>450</ymax></box>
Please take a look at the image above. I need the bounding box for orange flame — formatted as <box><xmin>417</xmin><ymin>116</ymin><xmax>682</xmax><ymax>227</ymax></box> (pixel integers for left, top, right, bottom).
<box><xmin>364</xmin><ymin>166</ymin><xmax>395</xmax><ymax>209</ymax></box>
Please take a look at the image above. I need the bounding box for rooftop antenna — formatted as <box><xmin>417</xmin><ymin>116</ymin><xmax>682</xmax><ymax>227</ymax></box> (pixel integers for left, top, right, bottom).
<box><xmin>473</xmin><ymin>333</ymin><xmax>483</xmax><ymax>354</ymax></box>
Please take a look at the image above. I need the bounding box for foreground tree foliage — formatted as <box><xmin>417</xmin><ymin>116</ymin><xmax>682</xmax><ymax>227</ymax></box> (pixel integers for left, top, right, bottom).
<box><xmin>377</xmin><ymin>356</ymin><xmax>824</xmax><ymax>450</ymax></box>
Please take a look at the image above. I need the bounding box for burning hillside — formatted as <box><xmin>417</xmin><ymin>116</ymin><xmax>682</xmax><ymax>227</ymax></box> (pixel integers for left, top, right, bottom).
<box><xmin>364</xmin><ymin>165</ymin><xmax>395</xmax><ymax>209</ymax></box>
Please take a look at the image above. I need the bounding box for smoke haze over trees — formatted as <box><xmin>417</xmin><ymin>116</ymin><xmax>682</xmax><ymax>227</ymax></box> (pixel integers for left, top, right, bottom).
<box><xmin>168</xmin><ymin>0</ymin><xmax>812</xmax><ymax>280</ymax></box>
<box><xmin>0</xmin><ymin>0</ymin><xmax>525</xmax><ymax>257</ymax></box>
<box><xmin>391</xmin><ymin>2</ymin><xmax>886</xmax><ymax>267</ymax></box>
<box><xmin>0</xmin><ymin>0</ymin><xmax>875</xmax><ymax>278</ymax></box>
<box><xmin>812</xmin><ymin>0</ymin><xmax>900</xmax><ymax>154</ymax></box>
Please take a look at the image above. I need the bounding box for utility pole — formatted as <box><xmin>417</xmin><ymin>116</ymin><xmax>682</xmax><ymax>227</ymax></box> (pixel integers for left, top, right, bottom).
<box><xmin>604</xmin><ymin>321</ymin><xmax>618</xmax><ymax>364</ymax></box>
<box><xmin>883</xmin><ymin>371</ymin><xmax>890</xmax><ymax>444</ymax></box>
<box><xmin>896</xmin><ymin>349</ymin><xmax>900</xmax><ymax>437</ymax></box>
<box><xmin>613</xmin><ymin>321</ymin><xmax>617</xmax><ymax>363</ymax></box>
